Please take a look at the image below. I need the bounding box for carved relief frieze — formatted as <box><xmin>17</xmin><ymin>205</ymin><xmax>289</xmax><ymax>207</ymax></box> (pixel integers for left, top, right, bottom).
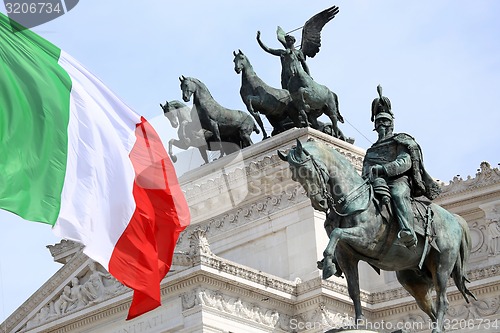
<box><xmin>181</xmin><ymin>287</ymin><xmax>291</xmax><ymax>330</ymax></box>
<box><xmin>465</xmin><ymin>217</ymin><xmax>500</xmax><ymax>259</ymax></box>
<box><xmin>447</xmin><ymin>295</ymin><xmax>500</xmax><ymax>320</ymax></box>
<box><xmin>388</xmin><ymin>297</ymin><xmax>500</xmax><ymax>333</ymax></box>
<box><xmin>467</xmin><ymin>264</ymin><xmax>500</xmax><ymax>281</ymax></box>
<box><xmin>24</xmin><ymin>261</ymin><xmax>127</xmax><ymax>330</ymax></box>
<box><xmin>321</xmin><ymin>279</ymin><xmax>371</xmax><ymax>304</ymax></box>
<box><xmin>467</xmin><ymin>221</ymin><xmax>487</xmax><ymax>257</ymax></box>
<box><xmin>486</xmin><ymin>219</ymin><xmax>500</xmax><ymax>257</ymax></box>
<box><xmin>290</xmin><ymin>301</ymin><xmax>358</xmax><ymax>332</ymax></box>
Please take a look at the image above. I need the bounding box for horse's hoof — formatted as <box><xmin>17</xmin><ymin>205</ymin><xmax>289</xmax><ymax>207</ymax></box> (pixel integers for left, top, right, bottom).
<box><xmin>321</xmin><ymin>256</ymin><xmax>337</xmax><ymax>279</ymax></box>
<box><xmin>322</xmin><ymin>267</ymin><xmax>334</xmax><ymax>280</ymax></box>
<box><xmin>170</xmin><ymin>155</ymin><xmax>178</xmax><ymax>163</ymax></box>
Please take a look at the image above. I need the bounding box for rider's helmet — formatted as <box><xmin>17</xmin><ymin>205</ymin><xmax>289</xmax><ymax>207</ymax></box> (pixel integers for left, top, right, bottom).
<box><xmin>374</xmin><ymin>112</ymin><xmax>393</xmax><ymax>122</ymax></box>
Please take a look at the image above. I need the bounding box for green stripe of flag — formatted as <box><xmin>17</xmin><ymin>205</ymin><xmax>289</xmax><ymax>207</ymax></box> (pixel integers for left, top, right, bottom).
<box><xmin>0</xmin><ymin>13</ymin><xmax>71</xmax><ymax>225</ymax></box>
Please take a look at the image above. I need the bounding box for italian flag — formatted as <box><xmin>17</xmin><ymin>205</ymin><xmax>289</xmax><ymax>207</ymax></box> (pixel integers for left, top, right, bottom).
<box><xmin>0</xmin><ymin>14</ymin><xmax>190</xmax><ymax>319</ymax></box>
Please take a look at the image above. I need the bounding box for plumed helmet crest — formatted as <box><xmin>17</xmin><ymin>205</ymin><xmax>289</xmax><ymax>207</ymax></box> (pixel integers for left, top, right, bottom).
<box><xmin>371</xmin><ymin>85</ymin><xmax>394</xmax><ymax>122</ymax></box>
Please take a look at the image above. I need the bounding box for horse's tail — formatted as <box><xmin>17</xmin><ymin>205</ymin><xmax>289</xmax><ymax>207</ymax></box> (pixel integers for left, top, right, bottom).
<box><xmin>451</xmin><ymin>214</ymin><xmax>477</xmax><ymax>303</ymax></box>
<box><xmin>253</xmin><ymin>122</ymin><xmax>260</xmax><ymax>134</ymax></box>
<box><xmin>333</xmin><ymin>92</ymin><xmax>344</xmax><ymax>124</ymax></box>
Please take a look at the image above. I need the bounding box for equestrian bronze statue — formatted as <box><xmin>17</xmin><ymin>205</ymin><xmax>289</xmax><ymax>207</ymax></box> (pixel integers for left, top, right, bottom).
<box><xmin>278</xmin><ymin>86</ymin><xmax>476</xmax><ymax>333</ymax></box>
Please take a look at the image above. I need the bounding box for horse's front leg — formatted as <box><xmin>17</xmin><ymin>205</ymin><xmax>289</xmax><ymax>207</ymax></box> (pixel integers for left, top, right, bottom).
<box><xmin>179</xmin><ymin>120</ymin><xmax>191</xmax><ymax>145</ymax></box>
<box><xmin>169</xmin><ymin>138</ymin><xmax>192</xmax><ymax>163</ymax></box>
<box><xmin>323</xmin><ymin>226</ymin><xmax>369</xmax><ymax>279</ymax></box>
<box><xmin>168</xmin><ymin>139</ymin><xmax>177</xmax><ymax>163</ymax></box>
<box><xmin>208</xmin><ymin>120</ymin><xmax>222</xmax><ymax>152</ymax></box>
<box><xmin>246</xmin><ymin>96</ymin><xmax>268</xmax><ymax>139</ymax></box>
<box><xmin>336</xmin><ymin>253</ymin><xmax>366</xmax><ymax>326</ymax></box>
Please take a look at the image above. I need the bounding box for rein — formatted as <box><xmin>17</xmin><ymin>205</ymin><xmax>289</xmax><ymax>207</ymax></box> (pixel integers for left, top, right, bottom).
<box><xmin>307</xmin><ymin>153</ymin><xmax>372</xmax><ymax>217</ymax></box>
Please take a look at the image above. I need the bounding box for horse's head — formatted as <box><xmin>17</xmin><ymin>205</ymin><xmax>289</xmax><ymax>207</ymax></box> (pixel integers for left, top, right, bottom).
<box><xmin>179</xmin><ymin>75</ymin><xmax>195</xmax><ymax>102</ymax></box>
<box><xmin>160</xmin><ymin>101</ymin><xmax>179</xmax><ymax>128</ymax></box>
<box><xmin>233</xmin><ymin>49</ymin><xmax>247</xmax><ymax>74</ymax></box>
<box><xmin>278</xmin><ymin>140</ymin><xmax>329</xmax><ymax>212</ymax></box>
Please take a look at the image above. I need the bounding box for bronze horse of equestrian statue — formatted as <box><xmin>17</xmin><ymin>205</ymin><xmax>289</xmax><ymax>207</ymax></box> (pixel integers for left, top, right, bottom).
<box><xmin>278</xmin><ymin>139</ymin><xmax>476</xmax><ymax>333</ymax></box>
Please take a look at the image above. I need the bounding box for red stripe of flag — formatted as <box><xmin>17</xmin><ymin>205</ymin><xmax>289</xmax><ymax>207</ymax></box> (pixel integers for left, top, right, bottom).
<box><xmin>109</xmin><ymin>117</ymin><xmax>190</xmax><ymax>320</ymax></box>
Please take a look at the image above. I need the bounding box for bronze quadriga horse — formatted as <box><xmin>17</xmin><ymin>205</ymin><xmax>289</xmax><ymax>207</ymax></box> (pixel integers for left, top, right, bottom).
<box><xmin>233</xmin><ymin>49</ymin><xmax>303</xmax><ymax>138</ymax></box>
<box><xmin>179</xmin><ymin>76</ymin><xmax>259</xmax><ymax>159</ymax></box>
<box><xmin>279</xmin><ymin>139</ymin><xmax>476</xmax><ymax>333</ymax></box>
<box><xmin>161</xmin><ymin>100</ymin><xmax>226</xmax><ymax>164</ymax></box>
<box><xmin>285</xmin><ymin>58</ymin><xmax>347</xmax><ymax>141</ymax></box>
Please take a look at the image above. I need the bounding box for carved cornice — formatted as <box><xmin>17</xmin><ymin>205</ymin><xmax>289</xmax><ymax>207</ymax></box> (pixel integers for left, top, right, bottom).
<box><xmin>173</xmin><ymin>229</ymin><xmax>297</xmax><ymax>301</ymax></box>
<box><xmin>296</xmin><ymin>277</ymin><xmax>369</xmax><ymax>305</ymax></box>
<box><xmin>176</xmin><ymin>185</ymin><xmax>308</xmax><ymax>250</ymax></box>
<box><xmin>179</xmin><ymin>128</ymin><xmax>365</xmax><ymax>217</ymax></box>
<box><xmin>181</xmin><ymin>149</ymin><xmax>363</xmax><ymax>203</ymax></box>
<box><xmin>177</xmin><ymin>230</ymin><xmax>500</xmax><ymax>310</ymax></box>
<box><xmin>46</xmin><ymin>240</ymin><xmax>83</xmax><ymax>264</ymax></box>
<box><xmin>439</xmin><ymin>162</ymin><xmax>500</xmax><ymax>198</ymax></box>
<box><xmin>196</xmin><ymin>255</ymin><xmax>296</xmax><ymax>296</ymax></box>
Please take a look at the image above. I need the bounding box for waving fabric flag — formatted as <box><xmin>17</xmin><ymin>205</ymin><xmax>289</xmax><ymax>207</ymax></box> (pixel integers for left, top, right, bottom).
<box><xmin>0</xmin><ymin>14</ymin><xmax>190</xmax><ymax>319</ymax></box>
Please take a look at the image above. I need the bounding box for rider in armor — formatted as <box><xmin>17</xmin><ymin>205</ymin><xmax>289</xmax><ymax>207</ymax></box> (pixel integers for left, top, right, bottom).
<box><xmin>362</xmin><ymin>85</ymin><xmax>442</xmax><ymax>247</ymax></box>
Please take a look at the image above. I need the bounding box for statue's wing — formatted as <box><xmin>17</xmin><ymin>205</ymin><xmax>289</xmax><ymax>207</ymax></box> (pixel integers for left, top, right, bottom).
<box><xmin>276</xmin><ymin>26</ymin><xmax>287</xmax><ymax>48</ymax></box>
<box><xmin>301</xmin><ymin>5</ymin><xmax>339</xmax><ymax>58</ymax></box>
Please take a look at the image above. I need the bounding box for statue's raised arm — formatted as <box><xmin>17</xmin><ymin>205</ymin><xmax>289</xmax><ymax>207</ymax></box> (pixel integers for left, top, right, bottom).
<box><xmin>256</xmin><ymin>30</ymin><xmax>283</xmax><ymax>57</ymax></box>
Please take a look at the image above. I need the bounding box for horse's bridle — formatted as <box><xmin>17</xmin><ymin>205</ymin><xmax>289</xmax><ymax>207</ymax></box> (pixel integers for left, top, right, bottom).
<box><xmin>301</xmin><ymin>149</ymin><xmax>372</xmax><ymax>217</ymax></box>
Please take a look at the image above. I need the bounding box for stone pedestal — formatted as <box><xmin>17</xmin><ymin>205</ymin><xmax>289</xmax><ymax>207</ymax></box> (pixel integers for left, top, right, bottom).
<box><xmin>176</xmin><ymin>127</ymin><xmax>365</xmax><ymax>283</ymax></box>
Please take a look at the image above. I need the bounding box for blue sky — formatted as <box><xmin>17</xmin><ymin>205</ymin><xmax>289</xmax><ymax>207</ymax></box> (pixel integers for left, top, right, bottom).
<box><xmin>1</xmin><ymin>0</ymin><xmax>499</xmax><ymax>322</ymax></box>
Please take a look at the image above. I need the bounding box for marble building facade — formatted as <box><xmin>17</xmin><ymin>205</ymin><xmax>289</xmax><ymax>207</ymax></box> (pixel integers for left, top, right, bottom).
<box><xmin>1</xmin><ymin>128</ymin><xmax>499</xmax><ymax>333</ymax></box>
